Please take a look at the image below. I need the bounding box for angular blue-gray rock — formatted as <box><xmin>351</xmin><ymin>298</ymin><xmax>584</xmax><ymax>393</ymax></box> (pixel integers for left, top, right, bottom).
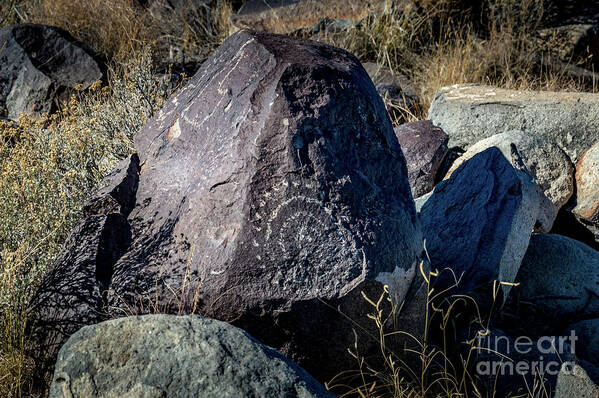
<box><xmin>394</xmin><ymin>120</ymin><xmax>448</xmax><ymax>197</ymax></box>
<box><xmin>0</xmin><ymin>24</ymin><xmax>102</xmax><ymax>120</ymax></box>
<box><xmin>49</xmin><ymin>315</ymin><xmax>335</xmax><ymax>398</ymax></box>
<box><xmin>418</xmin><ymin>147</ymin><xmax>547</xmax><ymax>298</ymax></box>
<box><xmin>445</xmin><ymin>130</ymin><xmax>573</xmax><ymax>216</ymax></box>
<box><xmin>504</xmin><ymin>234</ymin><xmax>599</xmax><ymax>336</ymax></box>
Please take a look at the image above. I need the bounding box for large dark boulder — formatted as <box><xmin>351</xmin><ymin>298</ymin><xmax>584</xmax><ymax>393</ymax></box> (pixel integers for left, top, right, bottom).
<box><xmin>0</xmin><ymin>23</ymin><xmax>102</xmax><ymax>120</ymax></box>
<box><xmin>49</xmin><ymin>315</ymin><xmax>334</xmax><ymax>398</ymax></box>
<box><xmin>31</xmin><ymin>30</ymin><xmax>423</xmax><ymax>381</ymax></box>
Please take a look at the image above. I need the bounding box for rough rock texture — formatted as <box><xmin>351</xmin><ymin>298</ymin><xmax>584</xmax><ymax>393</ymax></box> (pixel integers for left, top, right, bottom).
<box><xmin>82</xmin><ymin>154</ymin><xmax>140</xmax><ymax>217</ymax></box>
<box><xmin>572</xmin><ymin>141</ymin><xmax>599</xmax><ymax>224</ymax></box>
<box><xmin>230</xmin><ymin>0</ymin><xmax>394</xmax><ymax>34</ymax></box>
<box><xmin>418</xmin><ymin>147</ymin><xmax>549</xmax><ymax>298</ymax></box>
<box><xmin>49</xmin><ymin>315</ymin><xmax>334</xmax><ymax>398</ymax></box>
<box><xmin>362</xmin><ymin>62</ymin><xmax>420</xmax><ymax>122</ymax></box>
<box><xmin>0</xmin><ymin>24</ymin><xmax>102</xmax><ymax>120</ymax></box>
<box><xmin>555</xmin><ymin>363</ymin><xmax>599</xmax><ymax>398</ymax></box>
<box><xmin>28</xmin><ymin>155</ymin><xmax>140</xmax><ymax>366</ymax></box>
<box><xmin>446</xmin><ymin>131</ymin><xmax>574</xmax><ymax>213</ymax></box>
<box><xmin>503</xmin><ymin>234</ymin><xmax>599</xmax><ymax>336</ymax></box>
<box><xmin>565</xmin><ymin>319</ymin><xmax>599</xmax><ymax>369</ymax></box>
<box><xmin>28</xmin><ymin>214</ymin><xmax>132</xmax><ymax>366</ymax></box>
<box><xmin>428</xmin><ymin>84</ymin><xmax>599</xmax><ymax>160</ymax></box>
<box><xmin>32</xmin><ymin>30</ymin><xmax>423</xmax><ymax>380</ymax></box>
<box><xmin>394</xmin><ymin>120</ymin><xmax>448</xmax><ymax>197</ymax></box>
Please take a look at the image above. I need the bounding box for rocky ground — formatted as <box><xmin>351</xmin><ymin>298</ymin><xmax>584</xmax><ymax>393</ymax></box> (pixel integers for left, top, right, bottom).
<box><xmin>2</xmin><ymin>0</ymin><xmax>599</xmax><ymax>397</ymax></box>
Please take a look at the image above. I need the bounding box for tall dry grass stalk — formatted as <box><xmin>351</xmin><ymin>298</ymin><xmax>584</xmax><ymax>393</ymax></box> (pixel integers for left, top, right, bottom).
<box><xmin>327</xmin><ymin>264</ymin><xmax>555</xmax><ymax>397</ymax></box>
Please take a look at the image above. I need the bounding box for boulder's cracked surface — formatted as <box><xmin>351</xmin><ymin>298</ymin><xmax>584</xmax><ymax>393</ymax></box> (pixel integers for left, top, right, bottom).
<box><xmin>31</xmin><ymin>29</ymin><xmax>423</xmax><ymax>380</ymax></box>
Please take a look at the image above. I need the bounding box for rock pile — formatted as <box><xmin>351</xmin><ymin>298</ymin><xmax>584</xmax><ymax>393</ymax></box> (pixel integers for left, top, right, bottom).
<box><xmin>0</xmin><ymin>23</ymin><xmax>102</xmax><ymax>120</ymax></box>
<box><xmin>18</xmin><ymin>3</ymin><xmax>599</xmax><ymax>395</ymax></box>
<box><xmin>30</xmin><ymin>29</ymin><xmax>423</xmax><ymax>382</ymax></box>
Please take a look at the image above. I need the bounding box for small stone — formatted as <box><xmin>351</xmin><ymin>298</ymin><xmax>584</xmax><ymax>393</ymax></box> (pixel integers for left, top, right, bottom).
<box><xmin>555</xmin><ymin>363</ymin><xmax>599</xmax><ymax>398</ymax></box>
<box><xmin>394</xmin><ymin>120</ymin><xmax>448</xmax><ymax>197</ymax></box>
<box><xmin>49</xmin><ymin>315</ymin><xmax>334</xmax><ymax>398</ymax></box>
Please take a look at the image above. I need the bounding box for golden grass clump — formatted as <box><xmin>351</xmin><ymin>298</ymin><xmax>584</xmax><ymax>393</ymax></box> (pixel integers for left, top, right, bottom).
<box><xmin>29</xmin><ymin>0</ymin><xmax>232</xmax><ymax>63</ymax></box>
<box><xmin>0</xmin><ymin>52</ymin><xmax>177</xmax><ymax>397</ymax></box>
<box><xmin>315</xmin><ymin>0</ymin><xmax>593</xmax><ymax>119</ymax></box>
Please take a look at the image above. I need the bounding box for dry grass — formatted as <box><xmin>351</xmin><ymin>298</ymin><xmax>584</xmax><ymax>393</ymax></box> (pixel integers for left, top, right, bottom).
<box><xmin>315</xmin><ymin>0</ymin><xmax>594</xmax><ymax>119</ymax></box>
<box><xmin>28</xmin><ymin>0</ymin><xmax>232</xmax><ymax>63</ymax></box>
<box><xmin>328</xmin><ymin>266</ymin><xmax>558</xmax><ymax>398</ymax></box>
<box><xmin>0</xmin><ymin>0</ymin><xmax>30</xmax><ymax>28</ymax></box>
<box><xmin>0</xmin><ymin>52</ymin><xmax>177</xmax><ymax>397</ymax></box>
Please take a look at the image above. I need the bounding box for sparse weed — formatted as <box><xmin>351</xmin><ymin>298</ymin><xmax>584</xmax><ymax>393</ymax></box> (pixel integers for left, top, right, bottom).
<box><xmin>327</xmin><ymin>263</ymin><xmax>560</xmax><ymax>398</ymax></box>
<box><xmin>28</xmin><ymin>0</ymin><xmax>232</xmax><ymax>63</ymax></box>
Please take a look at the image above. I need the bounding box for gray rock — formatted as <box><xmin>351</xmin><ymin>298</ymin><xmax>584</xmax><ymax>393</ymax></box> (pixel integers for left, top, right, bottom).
<box><xmin>504</xmin><ymin>234</ymin><xmax>599</xmax><ymax>336</ymax></box>
<box><xmin>33</xmin><ymin>30</ymin><xmax>423</xmax><ymax>381</ymax></box>
<box><xmin>0</xmin><ymin>24</ymin><xmax>102</xmax><ymax>120</ymax></box>
<box><xmin>555</xmin><ymin>363</ymin><xmax>599</xmax><ymax>398</ymax></box>
<box><xmin>428</xmin><ymin>84</ymin><xmax>599</xmax><ymax>161</ymax></box>
<box><xmin>394</xmin><ymin>120</ymin><xmax>448</xmax><ymax>197</ymax></box>
<box><xmin>446</xmin><ymin>130</ymin><xmax>573</xmax><ymax>214</ymax></box>
<box><xmin>49</xmin><ymin>315</ymin><xmax>334</xmax><ymax>398</ymax></box>
<box><xmin>363</xmin><ymin>63</ymin><xmax>420</xmax><ymax>123</ymax></box>
<box><xmin>418</xmin><ymin>147</ymin><xmax>548</xmax><ymax>298</ymax></box>
<box><xmin>572</xmin><ymin>141</ymin><xmax>599</xmax><ymax>224</ymax></box>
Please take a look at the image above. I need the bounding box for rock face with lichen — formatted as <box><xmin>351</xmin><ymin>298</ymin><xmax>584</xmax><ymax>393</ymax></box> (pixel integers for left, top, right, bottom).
<box><xmin>30</xmin><ymin>29</ymin><xmax>423</xmax><ymax>381</ymax></box>
<box><xmin>49</xmin><ymin>315</ymin><xmax>334</xmax><ymax>398</ymax></box>
<box><xmin>428</xmin><ymin>84</ymin><xmax>599</xmax><ymax>161</ymax></box>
